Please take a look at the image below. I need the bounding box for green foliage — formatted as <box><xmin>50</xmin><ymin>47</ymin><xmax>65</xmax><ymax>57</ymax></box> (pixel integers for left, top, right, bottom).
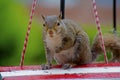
<box><xmin>0</xmin><ymin>1</ymin><xmax>45</xmax><ymax>66</ymax></box>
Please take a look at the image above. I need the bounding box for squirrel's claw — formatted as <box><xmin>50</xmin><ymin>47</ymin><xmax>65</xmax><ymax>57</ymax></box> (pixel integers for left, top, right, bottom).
<box><xmin>62</xmin><ymin>64</ymin><xmax>72</xmax><ymax>69</ymax></box>
<box><xmin>55</xmin><ymin>47</ymin><xmax>62</xmax><ymax>53</ymax></box>
<box><xmin>41</xmin><ymin>64</ymin><xmax>51</xmax><ymax>70</ymax></box>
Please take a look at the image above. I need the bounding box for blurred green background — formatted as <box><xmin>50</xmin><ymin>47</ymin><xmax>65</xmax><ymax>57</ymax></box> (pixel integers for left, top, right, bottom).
<box><xmin>0</xmin><ymin>0</ymin><xmax>120</xmax><ymax>66</ymax></box>
<box><xmin>0</xmin><ymin>0</ymin><xmax>45</xmax><ymax>66</ymax></box>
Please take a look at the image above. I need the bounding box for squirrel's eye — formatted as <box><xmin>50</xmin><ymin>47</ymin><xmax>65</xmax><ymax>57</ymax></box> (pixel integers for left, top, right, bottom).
<box><xmin>57</xmin><ymin>23</ymin><xmax>60</xmax><ymax>26</ymax></box>
<box><xmin>43</xmin><ymin>23</ymin><xmax>46</xmax><ymax>27</ymax></box>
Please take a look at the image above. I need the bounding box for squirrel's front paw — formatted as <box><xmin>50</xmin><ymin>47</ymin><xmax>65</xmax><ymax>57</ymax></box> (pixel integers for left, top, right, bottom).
<box><xmin>62</xmin><ymin>64</ymin><xmax>72</xmax><ymax>69</ymax></box>
<box><xmin>41</xmin><ymin>64</ymin><xmax>51</xmax><ymax>70</ymax></box>
<box><xmin>55</xmin><ymin>47</ymin><xmax>62</xmax><ymax>53</ymax></box>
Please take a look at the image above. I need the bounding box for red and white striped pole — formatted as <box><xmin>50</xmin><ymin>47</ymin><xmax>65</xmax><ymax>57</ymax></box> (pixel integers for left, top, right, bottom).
<box><xmin>92</xmin><ymin>0</ymin><xmax>108</xmax><ymax>63</ymax></box>
<box><xmin>20</xmin><ymin>0</ymin><xmax>37</xmax><ymax>68</ymax></box>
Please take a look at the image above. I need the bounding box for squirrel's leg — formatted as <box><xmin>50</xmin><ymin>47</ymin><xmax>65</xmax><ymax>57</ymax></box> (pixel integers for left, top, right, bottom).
<box><xmin>62</xmin><ymin>63</ymin><xmax>76</xmax><ymax>69</ymax></box>
<box><xmin>110</xmin><ymin>57</ymin><xmax>117</xmax><ymax>62</ymax></box>
<box><xmin>54</xmin><ymin>53</ymin><xmax>76</xmax><ymax>69</ymax></box>
<box><xmin>55</xmin><ymin>37</ymin><xmax>74</xmax><ymax>53</ymax></box>
<box><xmin>73</xmin><ymin>36</ymin><xmax>82</xmax><ymax>61</ymax></box>
<box><xmin>62</xmin><ymin>36</ymin><xmax>82</xmax><ymax>69</ymax></box>
<box><xmin>110</xmin><ymin>50</ymin><xmax>120</xmax><ymax>62</ymax></box>
<box><xmin>41</xmin><ymin>47</ymin><xmax>53</xmax><ymax>70</ymax></box>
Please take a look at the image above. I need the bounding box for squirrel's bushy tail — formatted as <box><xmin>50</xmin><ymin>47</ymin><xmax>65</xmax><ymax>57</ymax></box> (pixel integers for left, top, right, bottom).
<box><xmin>91</xmin><ymin>33</ymin><xmax>120</xmax><ymax>62</ymax></box>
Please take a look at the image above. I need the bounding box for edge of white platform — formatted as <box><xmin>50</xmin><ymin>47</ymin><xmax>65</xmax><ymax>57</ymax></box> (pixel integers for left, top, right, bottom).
<box><xmin>1</xmin><ymin>67</ymin><xmax>120</xmax><ymax>78</ymax></box>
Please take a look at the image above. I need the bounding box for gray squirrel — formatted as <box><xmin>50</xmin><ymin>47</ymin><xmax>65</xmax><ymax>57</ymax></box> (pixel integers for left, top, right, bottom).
<box><xmin>41</xmin><ymin>14</ymin><xmax>92</xmax><ymax>69</ymax></box>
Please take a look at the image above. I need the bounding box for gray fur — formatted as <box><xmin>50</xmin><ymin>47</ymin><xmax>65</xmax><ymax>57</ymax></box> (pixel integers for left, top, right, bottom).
<box><xmin>41</xmin><ymin>15</ymin><xmax>92</xmax><ymax>69</ymax></box>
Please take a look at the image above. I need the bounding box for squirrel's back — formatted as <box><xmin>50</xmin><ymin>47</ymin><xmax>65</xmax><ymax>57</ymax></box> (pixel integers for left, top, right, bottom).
<box><xmin>61</xmin><ymin>19</ymin><xmax>85</xmax><ymax>36</ymax></box>
<box><xmin>61</xmin><ymin>19</ymin><xmax>90</xmax><ymax>46</ymax></box>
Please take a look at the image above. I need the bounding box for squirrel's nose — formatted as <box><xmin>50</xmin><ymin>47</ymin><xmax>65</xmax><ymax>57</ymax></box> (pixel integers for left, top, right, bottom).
<box><xmin>49</xmin><ymin>30</ymin><xmax>53</xmax><ymax>34</ymax></box>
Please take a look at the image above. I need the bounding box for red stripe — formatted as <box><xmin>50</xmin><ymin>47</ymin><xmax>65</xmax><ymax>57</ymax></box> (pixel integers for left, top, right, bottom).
<box><xmin>94</xmin><ymin>9</ymin><xmax>97</xmax><ymax>14</ymax></box>
<box><xmin>33</xmin><ymin>3</ymin><xmax>35</xmax><ymax>8</ymax></box>
<box><xmin>96</xmin><ymin>20</ymin><xmax>99</xmax><ymax>25</ymax></box>
<box><xmin>23</xmin><ymin>48</ymin><xmax>26</xmax><ymax>54</ymax></box>
<box><xmin>1</xmin><ymin>63</ymin><xmax>120</xmax><ymax>72</ymax></box>
<box><xmin>26</xmin><ymin>32</ymin><xmax>29</xmax><ymax>37</ymax></box>
<box><xmin>28</xmin><ymin>25</ymin><xmax>31</xmax><ymax>31</ymax></box>
<box><xmin>30</xmin><ymin>15</ymin><xmax>32</xmax><ymax>19</ymax></box>
<box><xmin>93</xmin><ymin>2</ymin><xmax>96</xmax><ymax>7</ymax></box>
<box><xmin>32</xmin><ymin>9</ymin><xmax>35</xmax><ymax>14</ymax></box>
<box><xmin>95</xmin><ymin>14</ymin><xmax>98</xmax><ymax>19</ymax></box>
<box><xmin>25</xmin><ymin>36</ymin><xmax>28</xmax><ymax>42</ymax></box>
<box><xmin>3</xmin><ymin>73</ymin><xmax>120</xmax><ymax>80</ymax></box>
<box><xmin>29</xmin><ymin>21</ymin><xmax>32</xmax><ymax>25</ymax></box>
<box><xmin>101</xmin><ymin>43</ymin><xmax>104</xmax><ymax>47</ymax></box>
<box><xmin>99</xmin><ymin>32</ymin><xmax>102</xmax><ymax>36</ymax></box>
<box><xmin>97</xmin><ymin>26</ymin><xmax>100</xmax><ymax>30</ymax></box>
<box><xmin>24</xmin><ymin>42</ymin><xmax>27</xmax><ymax>48</ymax></box>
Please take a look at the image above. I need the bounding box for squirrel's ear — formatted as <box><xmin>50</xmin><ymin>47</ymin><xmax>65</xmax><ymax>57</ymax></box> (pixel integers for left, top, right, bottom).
<box><xmin>41</xmin><ymin>15</ymin><xmax>45</xmax><ymax>21</ymax></box>
<box><xmin>58</xmin><ymin>12</ymin><xmax>62</xmax><ymax>20</ymax></box>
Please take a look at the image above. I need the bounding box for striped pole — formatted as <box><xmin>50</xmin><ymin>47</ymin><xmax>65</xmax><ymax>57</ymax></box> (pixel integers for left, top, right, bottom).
<box><xmin>92</xmin><ymin>0</ymin><xmax>108</xmax><ymax>63</ymax></box>
<box><xmin>20</xmin><ymin>0</ymin><xmax>37</xmax><ymax>68</ymax></box>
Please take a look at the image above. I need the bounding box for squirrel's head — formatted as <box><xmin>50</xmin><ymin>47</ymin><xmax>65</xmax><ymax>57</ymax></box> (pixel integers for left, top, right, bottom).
<box><xmin>41</xmin><ymin>14</ymin><xmax>62</xmax><ymax>37</ymax></box>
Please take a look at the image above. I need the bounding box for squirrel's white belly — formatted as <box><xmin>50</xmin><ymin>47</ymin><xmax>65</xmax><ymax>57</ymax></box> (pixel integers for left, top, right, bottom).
<box><xmin>45</xmin><ymin>34</ymin><xmax>75</xmax><ymax>64</ymax></box>
<box><xmin>45</xmin><ymin>34</ymin><xmax>62</xmax><ymax>51</ymax></box>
